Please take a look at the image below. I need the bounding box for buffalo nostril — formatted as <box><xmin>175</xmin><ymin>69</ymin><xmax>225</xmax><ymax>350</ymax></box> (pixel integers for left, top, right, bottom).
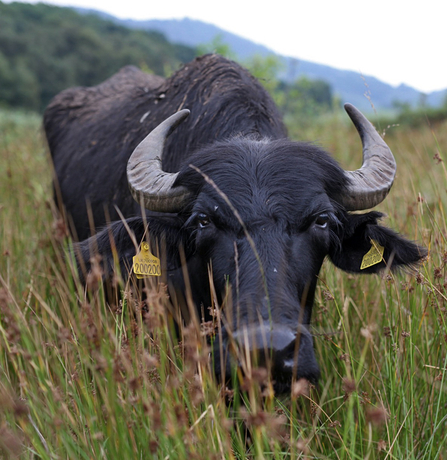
<box><xmin>224</xmin><ymin>323</ymin><xmax>320</xmax><ymax>386</ymax></box>
<box><xmin>231</xmin><ymin>324</ymin><xmax>297</xmax><ymax>353</ymax></box>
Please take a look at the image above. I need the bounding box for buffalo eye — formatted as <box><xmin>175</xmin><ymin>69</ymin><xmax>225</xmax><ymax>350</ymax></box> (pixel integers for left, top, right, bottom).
<box><xmin>314</xmin><ymin>213</ymin><xmax>330</xmax><ymax>229</ymax></box>
<box><xmin>197</xmin><ymin>213</ymin><xmax>211</xmax><ymax>228</ymax></box>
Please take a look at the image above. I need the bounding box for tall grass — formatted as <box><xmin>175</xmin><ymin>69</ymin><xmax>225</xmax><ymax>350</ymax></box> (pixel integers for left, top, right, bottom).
<box><xmin>0</xmin><ymin>107</ymin><xmax>446</xmax><ymax>459</ymax></box>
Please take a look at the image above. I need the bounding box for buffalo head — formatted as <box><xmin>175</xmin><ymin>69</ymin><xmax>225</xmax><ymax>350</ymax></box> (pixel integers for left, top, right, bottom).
<box><xmin>75</xmin><ymin>103</ymin><xmax>425</xmax><ymax>392</ymax></box>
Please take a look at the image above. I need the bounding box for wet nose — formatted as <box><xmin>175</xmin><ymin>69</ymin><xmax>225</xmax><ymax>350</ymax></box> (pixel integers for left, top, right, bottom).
<box><xmin>217</xmin><ymin>323</ymin><xmax>320</xmax><ymax>389</ymax></box>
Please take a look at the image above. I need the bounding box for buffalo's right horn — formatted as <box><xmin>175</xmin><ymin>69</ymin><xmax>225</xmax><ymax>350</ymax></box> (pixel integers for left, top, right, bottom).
<box><xmin>127</xmin><ymin>109</ymin><xmax>192</xmax><ymax>212</ymax></box>
<box><xmin>340</xmin><ymin>103</ymin><xmax>397</xmax><ymax>211</ymax></box>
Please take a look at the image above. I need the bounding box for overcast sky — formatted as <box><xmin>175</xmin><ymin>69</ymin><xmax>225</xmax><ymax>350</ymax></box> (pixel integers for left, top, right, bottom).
<box><xmin>7</xmin><ymin>0</ymin><xmax>446</xmax><ymax>93</ymax></box>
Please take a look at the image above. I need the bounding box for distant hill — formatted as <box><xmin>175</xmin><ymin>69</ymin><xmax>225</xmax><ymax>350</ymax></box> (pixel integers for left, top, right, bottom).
<box><xmin>120</xmin><ymin>17</ymin><xmax>273</xmax><ymax>61</ymax></box>
<box><xmin>82</xmin><ymin>13</ymin><xmax>446</xmax><ymax>112</ymax></box>
<box><xmin>0</xmin><ymin>2</ymin><xmax>196</xmax><ymax>111</ymax></box>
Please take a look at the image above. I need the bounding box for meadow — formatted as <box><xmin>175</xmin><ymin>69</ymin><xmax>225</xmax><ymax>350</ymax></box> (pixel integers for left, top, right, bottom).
<box><xmin>0</xmin><ymin>106</ymin><xmax>446</xmax><ymax>459</ymax></box>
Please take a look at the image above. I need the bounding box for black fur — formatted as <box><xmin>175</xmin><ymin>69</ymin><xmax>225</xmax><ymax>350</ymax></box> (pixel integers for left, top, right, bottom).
<box><xmin>45</xmin><ymin>54</ymin><xmax>286</xmax><ymax>240</ymax></box>
<box><xmin>46</xmin><ymin>55</ymin><xmax>427</xmax><ymax>392</ymax></box>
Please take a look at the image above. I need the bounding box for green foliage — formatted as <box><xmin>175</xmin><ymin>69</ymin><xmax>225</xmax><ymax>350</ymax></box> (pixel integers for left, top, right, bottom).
<box><xmin>245</xmin><ymin>54</ymin><xmax>284</xmax><ymax>99</ymax></box>
<box><xmin>243</xmin><ymin>53</ymin><xmax>337</xmax><ymax>128</ymax></box>
<box><xmin>0</xmin><ymin>2</ymin><xmax>336</xmax><ymax>123</ymax></box>
<box><xmin>1</xmin><ymin>108</ymin><xmax>447</xmax><ymax>459</ymax></box>
<box><xmin>385</xmin><ymin>97</ymin><xmax>447</xmax><ymax>127</ymax></box>
<box><xmin>196</xmin><ymin>34</ymin><xmax>236</xmax><ymax>60</ymax></box>
<box><xmin>0</xmin><ymin>2</ymin><xmax>196</xmax><ymax>111</ymax></box>
<box><xmin>277</xmin><ymin>76</ymin><xmax>336</xmax><ymax>130</ymax></box>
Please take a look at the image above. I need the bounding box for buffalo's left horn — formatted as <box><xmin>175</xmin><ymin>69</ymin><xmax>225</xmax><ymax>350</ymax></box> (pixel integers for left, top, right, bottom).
<box><xmin>127</xmin><ymin>109</ymin><xmax>192</xmax><ymax>212</ymax></box>
<box><xmin>341</xmin><ymin>103</ymin><xmax>397</xmax><ymax>211</ymax></box>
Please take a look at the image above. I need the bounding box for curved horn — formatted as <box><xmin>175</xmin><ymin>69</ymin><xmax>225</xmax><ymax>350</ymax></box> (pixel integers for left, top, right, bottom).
<box><xmin>127</xmin><ymin>109</ymin><xmax>191</xmax><ymax>212</ymax></box>
<box><xmin>341</xmin><ymin>103</ymin><xmax>396</xmax><ymax>211</ymax></box>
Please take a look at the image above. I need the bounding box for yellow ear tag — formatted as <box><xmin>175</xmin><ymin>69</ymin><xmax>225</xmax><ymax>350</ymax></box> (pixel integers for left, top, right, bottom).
<box><xmin>133</xmin><ymin>242</ymin><xmax>161</xmax><ymax>278</ymax></box>
<box><xmin>360</xmin><ymin>239</ymin><xmax>385</xmax><ymax>270</ymax></box>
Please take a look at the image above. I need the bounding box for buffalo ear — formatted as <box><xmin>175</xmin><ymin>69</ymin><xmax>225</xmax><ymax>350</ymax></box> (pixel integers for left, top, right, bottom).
<box><xmin>329</xmin><ymin>212</ymin><xmax>427</xmax><ymax>274</ymax></box>
<box><xmin>73</xmin><ymin>215</ymin><xmax>193</xmax><ymax>284</ymax></box>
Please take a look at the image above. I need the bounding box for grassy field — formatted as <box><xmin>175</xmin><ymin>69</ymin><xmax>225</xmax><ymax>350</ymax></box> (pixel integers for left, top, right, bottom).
<box><xmin>0</xmin><ymin>107</ymin><xmax>446</xmax><ymax>459</ymax></box>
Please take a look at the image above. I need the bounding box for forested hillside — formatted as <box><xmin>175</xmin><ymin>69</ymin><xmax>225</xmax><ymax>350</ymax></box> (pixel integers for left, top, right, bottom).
<box><xmin>2</xmin><ymin>1</ymin><xmax>445</xmax><ymax>124</ymax></box>
<box><xmin>0</xmin><ymin>2</ymin><xmax>196</xmax><ymax>111</ymax></box>
<box><xmin>109</xmin><ymin>16</ymin><xmax>446</xmax><ymax>111</ymax></box>
<box><xmin>0</xmin><ymin>2</ymin><xmax>337</xmax><ymax>121</ymax></box>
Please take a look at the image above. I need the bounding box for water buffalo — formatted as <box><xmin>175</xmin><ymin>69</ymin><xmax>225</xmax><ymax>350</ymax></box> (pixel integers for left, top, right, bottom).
<box><xmin>44</xmin><ymin>54</ymin><xmax>426</xmax><ymax>392</ymax></box>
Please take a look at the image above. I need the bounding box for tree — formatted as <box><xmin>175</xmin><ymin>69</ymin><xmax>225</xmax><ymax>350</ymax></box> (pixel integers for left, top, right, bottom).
<box><xmin>0</xmin><ymin>2</ymin><xmax>196</xmax><ymax>111</ymax></box>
